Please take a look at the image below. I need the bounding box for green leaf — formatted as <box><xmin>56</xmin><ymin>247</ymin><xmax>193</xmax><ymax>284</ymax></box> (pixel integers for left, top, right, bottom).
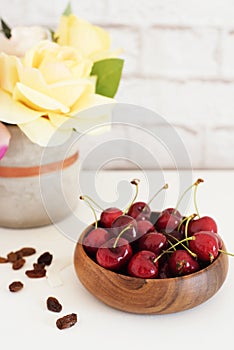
<box><xmin>1</xmin><ymin>18</ymin><xmax>11</xmax><ymax>39</ymax></box>
<box><xmin>63</xmin><ymin>2</ymin><xmax>72</xmax><ymax>16</ymax></box>
<box><xmin>91</xmin><ymin>58</ymin><xmax>124</xmax><ymax>98</ymax></box>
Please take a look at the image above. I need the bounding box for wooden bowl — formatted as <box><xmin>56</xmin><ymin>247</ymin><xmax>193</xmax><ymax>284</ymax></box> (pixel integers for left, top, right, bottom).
<box><xmin>74</xmin><ymin>225</ymin><xmax>229</xmax><ymax>314</ymax></box>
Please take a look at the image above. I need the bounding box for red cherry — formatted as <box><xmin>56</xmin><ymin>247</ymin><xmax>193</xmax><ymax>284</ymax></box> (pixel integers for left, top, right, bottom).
<box><xmin>137</xmin><ymin>220</ymin><xmax>155</xmax><ymax>237</ymax></box>
<box><xmin>138</xmin><ymin>232</ymin><xmax>168</xmax><ymax>255</ymax></box>
<box><xmin>214</xmin><ymin>233</ymin><xmax>223</xmax><ymax>249</ymax></box>
<box><xmin>168</xmin><ymin>250</ymin><xmax>200</xmax><ymax>276</ymax></box>
<box><xmin>83</xmin><ymin>228</ymin><xmax>111</xmax><ymax>256</ymax></box>
<box><xmin>127</xmin><ymin>201</ymin><xmax>151</xmax><ymax>221</ymax></box>
<box><xmin>111</xmin><ymin>215</ymin><xmax>138</xmax><ymax>243</ymax></box>
<box><xmin>155</xmin><ymin>208</ymin><xmax>182</xmax><ymax>233</ymax></box>
<box><xmin>188</xmin><ymin>216</ymin><xmax>217</xmax><ymax>235</ymax></box>
<box><xmin>127</xmin><ymin>250</ymin><xmax>158</xmax><ymax>278</ymax></box>
<box><xmin>96</xmin><ymin>237</ymin><xmax>132</xmax><ymax>271</ymax></box>
<box><xmin>189</xmin><ymin>231</ymin><xmax>219</xmax><ymax>263</ymax></box>
<box><xmin>100</xmin><ymin>207</ymin><xmax>123</xmax><ymax>228</ymax></box>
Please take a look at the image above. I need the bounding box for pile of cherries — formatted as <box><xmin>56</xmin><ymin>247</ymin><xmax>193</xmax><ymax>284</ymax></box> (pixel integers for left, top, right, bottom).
<box><xmin>80</xmin><ymin>179</ymin><xmax>231</xmax><ymax>279</ymax></box>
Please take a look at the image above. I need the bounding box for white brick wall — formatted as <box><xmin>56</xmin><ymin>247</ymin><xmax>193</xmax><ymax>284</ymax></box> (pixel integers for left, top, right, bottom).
<box><xmin>141</xmin><ymin>28</ymin><xmax>218</xmax><ymax>78</ymax></box>
<box><xmin>0</xmin><ymin>0</ymin><xmax>234</xmax><ymax>169</ymax></box>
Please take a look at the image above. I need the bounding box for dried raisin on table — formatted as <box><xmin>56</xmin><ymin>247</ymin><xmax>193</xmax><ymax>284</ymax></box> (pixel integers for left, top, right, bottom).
<box><xmin>9</xmin><ymin>281</ymin><xmax>24</xmax><ymax>292</ymax></box>
<box><xmin>37</xmin><ymin>252</ymin><xmax>53</xmax><ymax>266</ymax></box>
<box><xmin>56</xmin><ymin>313</ymin><xmax>77</xmax><ymax>330</ymax></box>
<box><xmin>12</xmin><ymin>258</ymin><xmax>25</xmax><ymax>270</ymax></box>
<box><xmin>0</xmin><ymin>257</ymin><xmax>8</xmax><ymax>263</ymax></box>
<box><xmin>33</xmin><ymin>263</ymin><xmax>45</xmax><ymax>271</ymax></box>
<box><xmin>25</xmin><ymin>268</ymin><xmax>46</xmax><ymax>278</ymax></box>
<box><xmin>16</xmin><ymin>247</ymin><xmax>36</xmax><ymax>257</ymax></box>
<box><xmin>47</xmin><ymin>296</ymin><xmax>62</xmax><ymax>313</ymax></box>
<box><xmin>7</xmin><ymin>252</ymin><xmax>18</xmax><ymax>263</ymax></box>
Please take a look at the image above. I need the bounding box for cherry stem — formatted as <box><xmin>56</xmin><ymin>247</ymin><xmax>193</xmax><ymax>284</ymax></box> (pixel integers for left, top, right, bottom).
<box><xmin>113</xmin><ymin>224</ymin><xmax>132</xmax><ymax>249</ymax></box>
<box><xmin>123</xmin><ymin>178</ymin><xmax>140</xmax><ymax>215</ymax></box>
<box><xmin>167</xmin><ymin>239</ymin><xmax>176</xmax><ymax>251</ymax></box>
<box><xmin>177</xmin><ymin>216</ymin><xmax>189</xmax><ymax>232</ymax></box>
<box><xmin>80</xmin><ymin>195</ymin><xmax>104</xmax><ymax>211</ymax></box>
<box><xmin>193</xmin><ymin>178</ymin><xmax>204</xmax><ymax>218</ymax></box>
<box><xmin>184</xmin><ymin>214</ymin><xmax>197</xmax><ymax>246</ymax></box>
<box><xmin>80</xmin><ymin>195</ymin><xmax>98</xmax><ymax>229</ymax></box>
<box><xmin>166</xmin><ymin>232</ymin><xmax>197</xmax><ymax>259</ymax></box>
<box><xmin>174</xmin><ymin>178</ymin><xmax>204</xmax><ymax>214</ymax></box>
<box><xmin>218</xmin><ymin>249</ymin><xmax>234</xmax><ymax>257</ymax></box>
<box><xmin>147</xmin><ymin>183</ymin><xmax>169</xmax><ymax>206</ymax></box>
<box><xmin>153</xmin><ymin>236</ymin><xmax>195</xmax><ymax>263</ymax></box>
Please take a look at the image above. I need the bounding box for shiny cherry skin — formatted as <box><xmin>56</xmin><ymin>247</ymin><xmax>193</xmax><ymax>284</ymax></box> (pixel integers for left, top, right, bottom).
<box><xmin>188</xmin><ymin>216</ymin><xmax>217</xmax><ymax>235</ymax></box>
<box><xmin>137</xmin><ymin>220</ymin><xmax>155</xmax><ymax>237</ymax></box>
<box><xmin>138</xmin><ymin>232</ymin><xmax>168</xmax><ymax>255</ymax></box>
<box><xmin>214</xmin><ymin>233</ymin><xmax>222</xmax><ymax>249</ymax></box>
<box><xmin>168</xmin><ymin>250</ymin><xmax>200</xmax><ymax>277</ymax></box>
<box><xmin>127</xmin><ymin>250</ymin><xmax>158</xmax><ymax>278</ymax></box>
<box><xmin>83</xmin><ymin>228</ymin><xmax>110</xmax><ymax>256</ymax></box>
<box><xmin>111</xmin><ymin>215</ymin><xmax>138</xmax><ymax>243</ymax></box>
<box><xmin>127</xmin><ymin>201</ymin><xmax>151</xmax><ymax>221</ymax></box>
<box><xmin>189</xmin><ymin>231</ymin><xmax>219</xmax><ymax>263</ymax></box>
<box><xmin>96</xmin><ymin>237</ymin><xmax>132</xmax><ymax>271</ymax></box>
<box><xmin>100</xmin><ymin>207</ymin><xmax>123</xmax><ymax>228</ymax></box>
<box><xmin>155</xmin><ymin>208</ymin><xmax>182</xmax><ymax>233</ymax></box>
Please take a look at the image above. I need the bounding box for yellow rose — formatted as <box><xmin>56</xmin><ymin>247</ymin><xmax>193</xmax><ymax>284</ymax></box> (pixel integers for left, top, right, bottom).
<box><xmin>55</xmin><ymin>14</ymin><xmax>119</xmax><ymax>61</ymax></box>
<box><xmin>0</xmin><ymin>41</ymin><xmax>115</xmax><ymax>146</ymax></box>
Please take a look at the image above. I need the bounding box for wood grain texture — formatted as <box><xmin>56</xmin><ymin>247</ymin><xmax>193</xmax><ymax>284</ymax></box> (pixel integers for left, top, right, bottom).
<box><xmin>74</xmin><ymin>226</ymin><xmax>229</xmax><ymax>314</ymax></box>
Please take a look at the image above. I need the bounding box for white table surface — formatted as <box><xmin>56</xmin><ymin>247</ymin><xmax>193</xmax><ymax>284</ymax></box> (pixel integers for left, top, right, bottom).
<box><xmin>0</xmin><ymin>170</ymin><xmax>234</xmax><ymax>350</ymax></box>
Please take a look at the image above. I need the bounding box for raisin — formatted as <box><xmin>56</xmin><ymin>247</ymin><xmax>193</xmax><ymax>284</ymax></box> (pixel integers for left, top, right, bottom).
<box><xmin>33</xmin><ymin>263</ymin><xmax>45</xmax><ymax>270</ymax></box>
<box><xmin>7</xmin><ymin>252</ymin><xmax>18</xmax><ymax>263</ymax></box>
<box><xmin>56</xmin><ymin>313</ymin><xmax>77</xmax><ymax>330</ymax></box>
<box><xmin>12</xmin><ymin>258</ymin><xmax>25</xmax><ymax>270</ymax></box>
<box><xmin>9</xmin><ymin>281</ymin><xmax>24</xmax><ymax>292</ymax></box>
<box><xmin>47</xmin><ymin>297</ymin><xmax>62</xmax><ymax>313</ymax></box>
<box><xmin>37</xmin><ymin>252</ymin><xmax>53</xmax><ymax>266</ymax></box>
<box><xmin>0</xmin><ymin>257</ymin><xmax>8</xmax><ymax>263</ymax></box>
<box><xmin>25</xmin><ymin>268</ymin><xmax>46</xmax><ymax>278</ymax></box>
<box><xmin>16</xmin><ymin>247</ymin><xmax>36</xmax><ymax>257</ymax></box>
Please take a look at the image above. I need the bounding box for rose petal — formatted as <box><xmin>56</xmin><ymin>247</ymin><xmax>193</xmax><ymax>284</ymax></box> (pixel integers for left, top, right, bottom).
<box><xmin>0</xmin><ymin>122</ymin><xmax>11</xmax><ymax>160</ymax></box>
<box><xmin>13</xmin><ymin>83</ymin><xmax>70</xmax><ymax>113</ymax></box>
<box><xmin>66</xmin><ymin>93</ymin><xmax>115</xmax><ymax>133</ymax></box>
<box><xmin>72</xmin><ymin>92</ymin><xmax>115</xmax><ymax>115</ymax></box>
<box><xmin>56</xmin><ymin>15</ymin><xmax>110</xmax><ymax>58</ymax></box>
<box><xmin>18</xmin><ymin>66</ymin><xmax>91</xmax><ymax>107</ymax></box>
<box><xmin>18</xmin><ymin>117</ymin><xmax>72</xmax><ymax>147</ymax></box>
<box><xmin>0</xmin><ymin>53</ymin><xmax>21</xmax><ymax>93</ymax></box>
<box><xmin>0</xmin><ymin>88</ymin><xmax>42</xmax><ymax>124</ymax></box>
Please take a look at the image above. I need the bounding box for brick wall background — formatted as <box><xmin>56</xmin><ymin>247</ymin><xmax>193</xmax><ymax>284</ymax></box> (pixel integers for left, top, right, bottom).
<box><xmin>1</xmin><ymin>0</ymin><xmax>234</xmax><ymax>169</ymax></box>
